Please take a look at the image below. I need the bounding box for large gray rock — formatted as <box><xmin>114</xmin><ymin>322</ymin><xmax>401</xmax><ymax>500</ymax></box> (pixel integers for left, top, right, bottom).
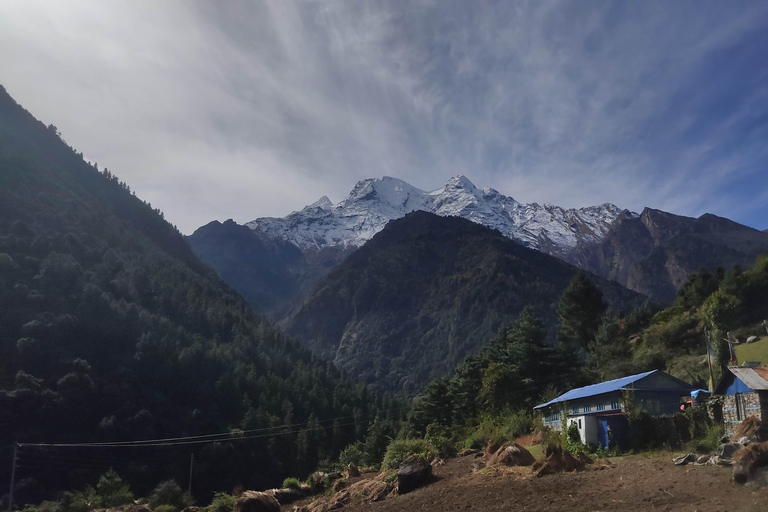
<box><xmin>397</xmin><ymin>456</ymin><xmax>432</xmax><ymax>494</ymax></box>
<box><xmin>717</xmin><ymin>442</ymin><xmax>743</xmax><ymax>459</ymax></box>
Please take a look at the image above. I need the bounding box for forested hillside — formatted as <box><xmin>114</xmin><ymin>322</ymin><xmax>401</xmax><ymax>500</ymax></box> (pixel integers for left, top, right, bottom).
<box><xmin>282</xmin><ymin>211</ymin><xmax>644</xmax><ymax>394</ymax></box>
<box><xmin>0</xmin><ymin>86</ymin><xmax>399</xmax><ymax>505</ymax></box>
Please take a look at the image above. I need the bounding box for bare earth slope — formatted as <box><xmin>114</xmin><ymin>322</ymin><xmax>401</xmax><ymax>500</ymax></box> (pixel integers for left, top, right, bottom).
<box><xmin>287</xmin><ymin>453</ymin><xmax>768</xmax><ymax>512</ymax></box>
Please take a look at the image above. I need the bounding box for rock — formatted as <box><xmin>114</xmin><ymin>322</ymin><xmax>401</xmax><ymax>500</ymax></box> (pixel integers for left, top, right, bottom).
<box><xmin>347</xmin><ymin>463</ymin><xmax>360</xmax><ymax>478</ymax></box>
<box><xmin>673</xmin><ymin>453</ymin><xmax>697</xmax><ymax>465</ymax></box>
<box><xmin>471</xmin><ymin>461</ymin><xmax>486</xmax><ymax>473</ymax></box>
<box><xmin>695</xmin><ymin>455</ymin><xmax>711</xmax><ymax>465</ymax></box>
<box><xmin>234</xmin><ymin>491</ymin><xmax>280</xmax><ymax>512</ymax></box>
<box><xmin>747</xmin><ymin>336</ymin><xmax>758</xmax><ymax>343</ymax></box>
<box><xmin>486</xmin><ymin>442</ymin><xmax>536</xmax><ymax>467</ymax></box>
<box><xmin>717</xmin><ymin>442</ymin><xmax>743</xmax><ymax>459</ymax></box>
<box><xmin>265</xmin><ymin>487</ymin><xmax>303</xmax><ymax>505</ymax></box>
<box><xmin>458</xmin><ymin>448</ymin><xmax>479</xmax><ymax>457</ymax></box>
<box><xmin>733</xmin><ymin>441</ymin><xmax>768</xmax><ymax>484</ymax></box>
<box><xmin>397</xmin><ymin>456</ymin><xmax>433</xmax><ymax>494</ymax></box>
<box><xmin>738</xmin><ymin>436</ymin><xmax>752</xmax><ymax>446</ymax></box>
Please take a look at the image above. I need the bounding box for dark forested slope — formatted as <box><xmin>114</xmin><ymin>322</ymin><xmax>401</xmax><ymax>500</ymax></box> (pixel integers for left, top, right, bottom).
<box><xmin>281</xmin><ymin>211</ymin><xmax>644</xmax><ymax>394</ymax></box>
<box><xmin>0</xmin><ymin>86</ymin><xmax>396</xmax><ymax>505</ymax></box>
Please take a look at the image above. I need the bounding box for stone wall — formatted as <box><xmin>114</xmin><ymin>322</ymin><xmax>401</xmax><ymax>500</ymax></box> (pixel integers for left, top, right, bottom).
<box><xmin>722</xmin><ymin>392</ymin><xmax>762</xmax><ymax>437</ymax></box>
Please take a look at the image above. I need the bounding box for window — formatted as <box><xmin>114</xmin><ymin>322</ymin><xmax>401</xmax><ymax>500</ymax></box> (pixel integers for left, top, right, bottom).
<box><xmin>572</xmin><ymin>406</ymin><xmax>579</xmax><ymax>414</ymax></box>
<box><xmin>583</xmin><ymin>405</ymin><xmax>592</xmax><ymax>412</ymax></box>
<box><xmin>553</xmin><ymin>412</ymin><xmax>560</xmax><ymax>422</ymax></box>
<box><xmin>596</xmin><ymin>403</ymin><xmax>605</xmax><ymax>411</ymax></box>
<box><xmin>578</xmin><ymin>419</ymin><xmax>582</xmax><ymax>429</ymax></box>
<box><xmin>611</xmin><ymin>401</ymin><xmax>620</xmax><ymax>410</ymax></box>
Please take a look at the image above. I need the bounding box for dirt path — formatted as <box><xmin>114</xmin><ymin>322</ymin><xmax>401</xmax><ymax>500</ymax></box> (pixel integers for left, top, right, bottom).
<box><xmin>288</xmin><ymin>452</ymin><xmax>768</xmax><ymax>512</ymax></box>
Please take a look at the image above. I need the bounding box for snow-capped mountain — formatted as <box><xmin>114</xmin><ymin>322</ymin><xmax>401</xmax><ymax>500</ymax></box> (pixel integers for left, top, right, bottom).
<box><xmin>246</xmin><ymin>176</ymin><xmax>637</xmax><ymax>257</ymax></box>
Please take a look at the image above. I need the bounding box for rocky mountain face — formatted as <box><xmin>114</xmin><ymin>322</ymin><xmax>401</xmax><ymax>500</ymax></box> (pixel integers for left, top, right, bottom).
<box><xmin>280</xmin><ymin>211</ymin><xmax>644</xmax><ymax>393</ymax></box>
<box><xmin>247</xmin><ymin>175</ymin><xmax>631</xmax><ymax>257</ymax></box>
<box><xmin>567</xmin><ymin>208</ymin><xmax>768</xmax><ymax>304</ymax></box>
<box><xmin>190</xmin><ymin>176</ymin><xmax>768</xmax><ymax>313</ymax></box>
<box><xmin>189</xmin><ymin>176</ymin><xmax>632</xmax><ymax>314</ymax></box>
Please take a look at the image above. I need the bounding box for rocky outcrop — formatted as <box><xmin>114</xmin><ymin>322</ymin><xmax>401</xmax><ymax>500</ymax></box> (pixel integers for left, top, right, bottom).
<box><xmin>397</xmin><ymin>456</ymin><xmax>433</xmax><ymax>494</ymax></box>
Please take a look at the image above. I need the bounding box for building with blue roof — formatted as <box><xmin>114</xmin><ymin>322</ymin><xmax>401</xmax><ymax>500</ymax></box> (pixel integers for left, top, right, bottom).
<box><xmin>714</xmin><ymin>365</ymin><xmax>768</xmax><ymax>439</ymax></box>
<box><xmin>534</xmin><ymin>370</ymin><xmax>694</xmax><ymax>448</ymax></box>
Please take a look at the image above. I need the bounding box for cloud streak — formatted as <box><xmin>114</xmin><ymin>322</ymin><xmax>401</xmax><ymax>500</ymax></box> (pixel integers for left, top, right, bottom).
<box><xmin>1</xmin><ymin>0</ymin><xmax>767</xmax><ymax>232</ymax></box>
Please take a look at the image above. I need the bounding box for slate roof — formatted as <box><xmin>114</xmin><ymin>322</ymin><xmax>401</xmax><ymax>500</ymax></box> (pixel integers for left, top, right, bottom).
<box><xmin>534</xmin><ymin>370</ymin><xmax>657</xmax><ymax>409</ymax></box>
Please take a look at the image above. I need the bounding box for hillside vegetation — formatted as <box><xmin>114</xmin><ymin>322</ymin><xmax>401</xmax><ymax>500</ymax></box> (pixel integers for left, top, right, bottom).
<box><xmin>282</xmin><ymin>211</ymin><xmax>644</xmax><ymax>394</ymax></box>
<box><xmin>0</xmin><ymin>86</ymin><xmax>400</xmax><ymax>505</ymax></box>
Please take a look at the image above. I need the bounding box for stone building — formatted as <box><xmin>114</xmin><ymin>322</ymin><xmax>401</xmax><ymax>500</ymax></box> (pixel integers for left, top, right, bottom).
<box><xmin>714</xmin><ymin>365</ymin><xmax>768</xmax><ymax>439</ymax></box>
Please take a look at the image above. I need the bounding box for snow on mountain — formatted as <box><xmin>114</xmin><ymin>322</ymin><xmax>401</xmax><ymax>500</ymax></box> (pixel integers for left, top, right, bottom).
<box><xmin>246</xmin><ymin>176</ymin><xmax>637</xmax><ymax>256</ymax></box>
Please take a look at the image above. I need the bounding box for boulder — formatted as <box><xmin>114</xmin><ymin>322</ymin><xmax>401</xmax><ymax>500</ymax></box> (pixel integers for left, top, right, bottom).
<box><xmin>746</xmin><ymin>336</ymin><xmax>758</xmax><ymax>344</ymax></box>
<box><xmin>486</xmin><ymin>442</ymin><xmax>536</xmax><ymax>467</ymax></box>
<box><xmin>397</xmin><ymin>456</ymin><xmax>433</xmax><ymax>494</ymax></box>
<box><xmin>347</xmin><ymin>463</ymin><xmax>360</xmax><ymax>478</ymax></box>
<box><xmin>733</xmin><ymin>441</ymin><xmax>768</xmax><ymax>484</ymax></box>
<box><xmin>233</xmin><ymin>491</ymin><xmax>280</xmax><ymax>512</ymax></box>
<box><xmin>717</xmin><ymin>442</ymin><xmax>743</xmax><ymax>459</ymax></box>
<box><xmin>458</xmin><ymin>448</ymin><xmax>479</xmax><ymax>457</ymax></box>
<box><xmin>264</xmin><ymin>487</ymin><xmax>303</xmax><ymax>504</ymax></box>
<box><xmin>695</xmin><ymin>455</ymin><xmax>711</xmax><ymax>465</ymax></box>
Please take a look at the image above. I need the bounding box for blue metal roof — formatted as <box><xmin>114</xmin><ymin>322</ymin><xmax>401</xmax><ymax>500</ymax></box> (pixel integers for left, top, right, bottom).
<box><xmin>534</xmin><ymin>370</ymin><xmax>657</xmax><ymax>409</ymax></box>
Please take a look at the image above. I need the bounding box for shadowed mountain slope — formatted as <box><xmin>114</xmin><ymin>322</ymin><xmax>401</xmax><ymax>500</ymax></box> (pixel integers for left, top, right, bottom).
<box><xmin>281</xmin><ymin>211</ymin><xmax>644</xmax><ymax>394</ymax></box>
<box><xmin>567</xmin><ymin>208</ymin><xmax>768</xmax><ymax>304</ymax></box>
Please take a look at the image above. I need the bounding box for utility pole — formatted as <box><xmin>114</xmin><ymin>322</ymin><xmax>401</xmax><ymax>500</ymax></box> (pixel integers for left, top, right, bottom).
<box><xmin>8</xmin><ymin>443</ymin><xmax>18</xmax><ymax>512</ymax></box>
<box><xmin>187</xmin><ymin>453</ymin><xmax>194</xmax><ymax>497</ymax></box>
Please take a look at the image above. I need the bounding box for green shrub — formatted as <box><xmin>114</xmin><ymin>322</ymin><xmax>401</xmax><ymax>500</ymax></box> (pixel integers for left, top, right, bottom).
<box><xmin>690</xmin><ymin>424</ymin><xmax>724</xmax><ymax>454</ymax></box>
<box><xmin>148</xmin><ymin>480</ymin><xmax>193</xmax><ymax>512</ymax></box>
<box><xmin>282</xmin><ymin>478</ymin><xmax>302</xmax><ymax>490</ymax></box>
<box><xmin>206</xmin><ymin>492</ymin><xmax>236</xmax><ymax>512</ymax></box>
<box><xmin>338</xmin><ymin>442</ymin><xmax>366</xmax><ymax>468</ymax></box>
<box><xmin>96</xmin><ymin>469</ymin><xmax>134</xmax><ymax>508</ymax></box>
<box><xmin>425</xmin><ymin>423</ymin><xmax>457</xmax><ymax>458</ymax></box>
<box><xmin>506</xmin><ymin>410</ymin><xmax>534</xmax><ymax>439</ymax></box>
<box><xmin>380</xmin><ymin>439</ymin><xmax>436</xmax><ymax>470</ymax></box>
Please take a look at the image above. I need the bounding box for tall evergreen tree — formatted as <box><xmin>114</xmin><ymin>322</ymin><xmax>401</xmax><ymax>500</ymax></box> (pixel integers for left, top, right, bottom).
<box><xmin>557</xmin><ymin>272</ymin><xmax>607</xmax><ymax>357</ymax></box>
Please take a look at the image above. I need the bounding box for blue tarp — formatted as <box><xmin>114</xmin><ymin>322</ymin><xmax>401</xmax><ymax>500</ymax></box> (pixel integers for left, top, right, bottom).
<box><xmin>691</xmin><ymin>389</ymin><xmax>711</xmax><ymax>400</ymax></box>
<box><xmin>534</xmin><ymin>370</ymin><xmax>657</xmax><ymax>409</ymax></box>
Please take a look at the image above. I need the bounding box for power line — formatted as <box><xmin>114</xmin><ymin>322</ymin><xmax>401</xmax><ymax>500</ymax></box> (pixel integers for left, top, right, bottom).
<box><xmin>19</xmin><ymin>420</ymin><xmax>358</xmax><ymax>449</ymax></box>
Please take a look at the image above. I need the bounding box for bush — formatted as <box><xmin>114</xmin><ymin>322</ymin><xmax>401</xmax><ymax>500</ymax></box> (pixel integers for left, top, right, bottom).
<box><xmin>148</xmin><ymin>480</ymin><xmax>193</xmax><ymax>512</ymax></box>
<box><xmin>380</xmin><ymin>439</ymin><xmax>436</xmax><ymax>470</ymax></box>
<box><xmin>425</xmin><ymin>423</ymin><xmax>457</xmax><ymax>458</ymax></box>
<box><xmin>338</xmin><ymin>442</ymin><xmax>366</xmax><ymax>468</ymax></box>
<box><xmin>95</xmin><ymin>469</ymin><xmax>134</xmax><ymax>508</ymax></box>
<box><xmin>206</xmin><ymin>492</ymin><xmax>236</xmax><ymax>512</ymax></box>
<box><xmin>690</xmin><ymin>424</ymin><xmax>724</xmax><ymax>454</ymax></box>
<box><xmin>282</xmin><ymin>478</ymin><xmax>302</xmax><ymax>490</ymax></box>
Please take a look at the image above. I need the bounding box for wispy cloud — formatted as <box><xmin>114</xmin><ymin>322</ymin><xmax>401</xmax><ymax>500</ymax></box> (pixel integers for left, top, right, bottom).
<box><xmin>1</xmin><ymin>0</ymin><xmax>767</xmax><ymax>232</ymax></box>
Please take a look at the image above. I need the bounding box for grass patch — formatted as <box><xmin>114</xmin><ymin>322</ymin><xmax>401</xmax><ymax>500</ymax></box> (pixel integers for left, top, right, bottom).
<box><xmin>734</xmin><ymin>336</ymin><xmax>768</xmax><ymax>364</ymax></box>
<box><xmin>526</xmin><ymin>444</ymin><xmax>544</xmax><ymax>460</ymax></box>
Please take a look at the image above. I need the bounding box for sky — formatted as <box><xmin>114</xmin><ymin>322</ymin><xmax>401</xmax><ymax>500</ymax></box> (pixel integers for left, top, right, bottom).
<box><xmin>1</xmin><ymin>1</ymin><xmax>767</xmax><ymax>234</ymax></box>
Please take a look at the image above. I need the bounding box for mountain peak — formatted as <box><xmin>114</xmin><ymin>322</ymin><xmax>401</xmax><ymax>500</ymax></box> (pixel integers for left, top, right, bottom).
<box><xmin>309</xmin><ymin>196</ymin><xmax>334</xmax><ymax>210</ymax></box>
<box><xmin>247</xmin><ymin>176</ymin><xmax>635</xmax><ymax>254</ymax></box>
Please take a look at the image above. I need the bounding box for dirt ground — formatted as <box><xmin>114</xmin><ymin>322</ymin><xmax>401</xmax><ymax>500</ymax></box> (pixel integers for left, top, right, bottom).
<box><xmin>286</xmin><ymin>452</ymin><xmax>768</xmax><ymax>512</ymax></box>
